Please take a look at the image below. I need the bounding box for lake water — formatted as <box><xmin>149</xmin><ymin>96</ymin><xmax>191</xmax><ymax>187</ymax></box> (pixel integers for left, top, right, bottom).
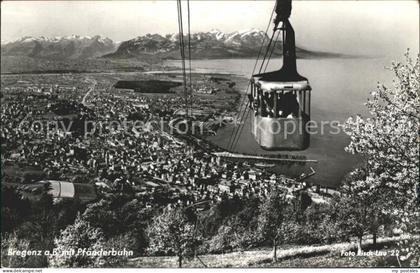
<box><xmin>165</xmin><ymin>57</ymin><xmax>394</xmax><ymax>187</ymax></box>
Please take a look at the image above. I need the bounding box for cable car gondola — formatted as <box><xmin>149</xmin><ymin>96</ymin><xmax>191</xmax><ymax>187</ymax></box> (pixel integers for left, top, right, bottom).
<box><xmin>248</xmin><ymin>0</ymin><xmax>312</xmax><ymax>151</ymax></box>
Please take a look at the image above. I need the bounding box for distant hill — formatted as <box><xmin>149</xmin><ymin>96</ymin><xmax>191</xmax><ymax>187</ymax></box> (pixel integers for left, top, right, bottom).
<box><xmin>0</xmin><ymin>55</ymin><xmax>147</xmax><ymax>74</ymax></box>
<box><xmin>103</xmin><ymin>29</ymin><xmax>342</xmax><ymax>60</ymax></box>
<box><xmin>0</xmin><ymin>30</ymin><xmax>344</xmax><ymax>73</ymax></box>
<box><xmin>1</xmin><ymin>35</ymin><xmax>117</xmax><ymax>60</ymax></box>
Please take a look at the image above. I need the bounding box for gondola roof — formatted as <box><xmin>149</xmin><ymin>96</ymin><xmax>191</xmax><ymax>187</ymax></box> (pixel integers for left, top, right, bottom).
<box><xmin>253</xmin><ymin>67</ymin><xmax>307</xmax><ymax>82</ymax></box>
<box><xmin>252</xmin><ymin>68</ymin><xmax>310</xmax><ymax>92</ymax></box>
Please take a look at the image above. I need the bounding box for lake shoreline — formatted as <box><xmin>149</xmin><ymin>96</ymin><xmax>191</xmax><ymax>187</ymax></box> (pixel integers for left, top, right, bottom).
<box><xmin>163</xmin><ymin>57</ymin><xmax>380</xmax><ymax>188</ymax></box>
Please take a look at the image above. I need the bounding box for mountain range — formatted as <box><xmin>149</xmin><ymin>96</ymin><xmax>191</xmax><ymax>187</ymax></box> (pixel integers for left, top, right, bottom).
<box><xmin>1</xmin><ymin>35</ymin><xmax>117</xmax><ymax>60</ymax></box>
<box><xmin>104</xmin><ymin>29</ymin><xmax>276</xmax><ymax>59</ymax></box>
<box><xmin>1</xmin><ymin>29</ymin><xmax>341</xmax><ymax>61</ymax></box>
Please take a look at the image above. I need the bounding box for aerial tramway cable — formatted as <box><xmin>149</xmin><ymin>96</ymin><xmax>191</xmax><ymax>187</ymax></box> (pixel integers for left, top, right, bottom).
<box><xmin>187</xmin><ymin>0</ymin><xmax>193</xmax><ymax>114</ymax></box>
<box><xmin>232</xmin><ymin>29</ymin><xmax>281</xmax><ymax>152</ymax></box>
<box><xmin>176</xmin><ymin>0</ymin><xmax>192</xmax><ymax>117</ymax></box>
<box><xmin>263</xmin><ymin>30</ymin><xmax>281</xmax><ymax>73</ymax></box>
<box><xmin>229</xmin><ymin>22</ymin><xmax>282</xmax><ymax>151</ymax></box>
<box><xmin>227</xmin><ymin>3</ymin><xmax>277</xmax><ymax>151</ymax></box>
<box><xmin>227</xmin><ymin>4</ymin><xmax>276</xmax><ymax>151</ymax></box>
<box><xmin>230</xmin><ymin>34</ymin><xmax>280</xmax><ymax>152</ymax></box>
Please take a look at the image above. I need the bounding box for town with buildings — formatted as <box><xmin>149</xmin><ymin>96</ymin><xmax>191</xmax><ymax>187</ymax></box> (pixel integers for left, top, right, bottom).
<box><xmin>1</xmin><ymin>72</ymin><xmax>331</xmax><ymax>209</ymax></box>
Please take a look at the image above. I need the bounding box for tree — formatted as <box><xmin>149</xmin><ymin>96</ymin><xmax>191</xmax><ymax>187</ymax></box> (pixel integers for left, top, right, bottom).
<box><xmin>257</xmin><ymin>189</ymin><xmax>289</xmax><ymax>262</ymax></box>
<box><xmin>11</xmin><ymin>183</ymin><xmax>58</xmax><ymax>267</ymax></box>
<box><xmin>199</xmin><ymin>194</ymin><xmax>244</xmax><ymax>239</ymax></box>
<box><xmin>49</xmin><ymin>214</ymin><xmax>105</xmax><ymax>268</ymax></box>
<box><xmin>101</xmin><ymin>233</ymin><xmax>133</xmax><ymax>267</ymax></box>
<box><xmin>335</xmin><ymin>169</ymin><xmax>396</xmax><ymax>251</ymax></box>
<box><xmin>1</xmin><ymin>233</ymin><xmax>31</xmax><ymax>267</ymax></box>
<box><xmin>302</xmin><ymin>203</ymin><xmax>338</xmax><ymax>245</ymax></box>
<box><xmin>82</xmin><ymin>196</ymin><xmax>151</xmax><ymax>255</ymax></box>
<box><xmin>1</xmin><ymin>187</ymin><xmax>31</xmax><ymax>233</ymax></box>
<box><xmin>82</xmin><ymin>199</ymin><xmax>119</xmax><ymax>237</ymax></box>
<box><xmin>344</xmin><ymin>52</ymin><xmax>418</xmax><ymax>206</ymax></box>
<box><xmin>1</xmin><ymin>183</ymin><xmax>72</xmax><ymax>267</ymax></box>
<box><xmin>331</xmin><ymin>194</ymin><xmax>369</xmax><ymax>254</ymax></box>
<box><xmin>202</xmin><ymin>197</ymin><xmax>260</xmax><ymax>253</ymax></box>
<box><xmin>398</xmin><ymin>202</ymin><xmax>420</xmax><ymax>266</ymax></box>
<box><xmin>146</xmin><ymin>207</ymin><xmax>199</xmax><ymax>268</ymax></box>
<box><xmin>207</xmin><ymin>224</ymin><xmax>235</xmax><ymax>253</ymax></box>
<box><xmin>344</xmin><ymin>52</ymin><xmax>419</xmax><ymax>263</ymax></box>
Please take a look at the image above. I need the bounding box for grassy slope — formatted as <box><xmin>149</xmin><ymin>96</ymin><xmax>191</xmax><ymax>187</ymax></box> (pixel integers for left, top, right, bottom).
<box><xmin>127</xmin><ymin>236</ymin><xmax>409</xmax><ymax>268</ymax></box>
<box><xmin>258</xmin><ymin>251</ymin><xmax>401</xmax><ymax>267</ymax></box>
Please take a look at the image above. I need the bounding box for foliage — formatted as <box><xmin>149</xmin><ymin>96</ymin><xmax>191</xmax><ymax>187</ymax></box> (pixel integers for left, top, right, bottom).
<box><xmin>330</xmin><ymin>195</ymin><xmax>367</xmax><ymax>252</ymax></box>
<box><xmin>146</xmin><ymin>207</ymin><xmax>200</xmax><ymax>267</ymax></box>
<box><xmin>257</xmin><ymin>189</ymin><xmax>289</xmax><ymax>261</ymax></box>
<box><xmin>203</xmin><ymin>197</ymin><xmax>260</xmax><ymax>253</ymax></box>
<box><xmin>258</xmin><ymin>189</ymin><xmax>289</xmax><ymax>242</ymax></box>
<box><xmin>1</xmin><ymin>232</ymin><xmax>51</xmax><ymax>267</ymax></box>
<box><xmin>2</xmin><ymin>184</ymin><xmax>61</xmax><ymax>267</ymax></box>
<box><xmin>207</xmin><ymin>225</ymin><xmax>235</xmax><ymax>253</ymax></box>
<box><xmin>1</xmin><ymin>233</ymin><xmax>31</xmax><ymax>267</ymax></box>
<box><xmin>344</xmin><ymin>52</ymin><xmax>419</xmax><ymax>263</ymax></box>
<box><xmin>81</xmin><ymin>196</ymin><xmax>151</xmax><ymax>255</ymax></box>
<box><xmin>101</xmin><ymin>233</ymin><xmax>133</xmax><ymax>267</ymax></box>
<box><xmin>207</xmin><ymin>217</ymin><xmax>260</xmax><ymax>253</ymax></box>
<box><xmin>199</xmin><ymin>194</ymin><xmax>244</xmax><ymax>238</ymax></box>
<box><xmin>1</xmin><ymin>187</ymin><xmax>31</xmax><ymax>233</ymax></box>
<box><xmin>2</xmin><ymin>185</ymin><xmax>147</xmax><ymax>268</ymax></box>
<box><xmin>344</xmin><ymin>51</ymin><xmax>418</xmax><ymax>204</ymax></box>
<box><xmin>302</xmin><ymin>204</ymin><xmax>339</xmax><ymax>244</ymax></box>
<box><xmin>49</xmin><ymin>214</ymin><xmax>106</xmax><ymax>268</ymax></box>
<box><xmin>398</xmin><ymin>203</ymin><xmax>420</xmax><ymax>266</ymax></box>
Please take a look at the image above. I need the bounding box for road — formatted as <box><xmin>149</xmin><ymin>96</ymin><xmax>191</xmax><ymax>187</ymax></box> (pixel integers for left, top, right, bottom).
<box><xmin>82</xmin><ymin>78</ymin><xmax>97</xmax><ymax>107</ymax></box>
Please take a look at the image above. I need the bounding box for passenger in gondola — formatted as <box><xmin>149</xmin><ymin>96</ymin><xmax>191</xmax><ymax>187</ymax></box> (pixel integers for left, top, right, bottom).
<box><xmin>267</xmin><ymin>93</ymin><xmax>275</xmax><ymax>109</ymax></box>
<box><xmin>259</xmin><ymin>93</ymin><xmax>266</xmax><ymax>117</ymax></box>
<box><xmin>267</xmin><ymin>93</ymin><xmax>275</xmax><ymax>117</ymax></box>
<box><xmin>261</xmin><ymin>92</ymin><xmax>275</xmax><ymax>117</ymax></box>
<box><xmin>253</xmin><ymin>100</ymin><xmax>259</xmax><ymax>115</ymax></box>
<box><xmin>260</xmin><ymin>94</ymin><xmax>267</xmax><ymax>117</ymax></box>
<box><xmin>248</xmin><ymin>94</ymin><xmax>254</xmax><ymax>110</ymax></box>
<box><xmin>248</xmin><ymin>94</ymin><xmax>260</xmax><ymax>116</ymax></box>
<box><xmin>278</xmin><ymin>92</ymin><xmax>299</xmax><ymax>118</ymax></box>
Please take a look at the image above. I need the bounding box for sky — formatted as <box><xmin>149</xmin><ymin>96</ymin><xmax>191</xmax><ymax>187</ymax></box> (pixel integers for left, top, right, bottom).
<box><xmin>1</xmin><ymin>1</ymin><xmax>419</xmax><ymax>57</ymax></box>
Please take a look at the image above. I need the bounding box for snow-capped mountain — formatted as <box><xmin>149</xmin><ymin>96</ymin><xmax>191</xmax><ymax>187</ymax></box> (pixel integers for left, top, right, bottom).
<box><xmin>103</xmin><ymin>29</ymin><xmax>327</xmax><ymax>59</ymax></box>
<box><xmin>224</xmin><ymin>28</ymin><xmax>267</xmax><ymax>48</ymax></box>
<box><xmin>2</xmin><ymin>30</ymin><xmax>337</xmax><ymax>61</ymax></box>
<box><xmin>104</xmin><ymin>29</ymin><xmax>280</xmax><ymax>59</ymax></box>
<box><xmin>1</xmin><ymin>35</ymin><xmax>117</xmax><ymax>60</ymax></box>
